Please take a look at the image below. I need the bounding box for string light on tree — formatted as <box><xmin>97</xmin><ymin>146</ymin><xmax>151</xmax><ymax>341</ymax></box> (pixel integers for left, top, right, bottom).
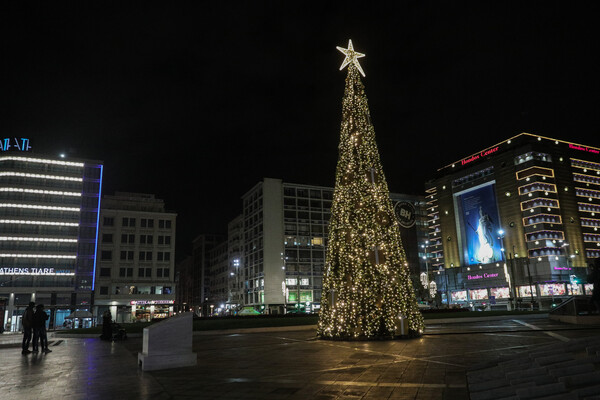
<box><xmin>317</xmin><ymin>40</ymin><xmax>424</xmax><ymax>340</ymax></box>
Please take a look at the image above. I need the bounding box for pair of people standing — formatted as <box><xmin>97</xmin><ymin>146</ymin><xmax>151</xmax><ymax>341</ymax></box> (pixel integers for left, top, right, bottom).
<box><xmin>21</xmin><ymin>302</ymin><xmax>52</xmax><ymax>355</ymax></box>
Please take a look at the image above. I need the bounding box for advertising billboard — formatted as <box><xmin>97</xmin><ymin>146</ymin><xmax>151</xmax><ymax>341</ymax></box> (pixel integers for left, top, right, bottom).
<box><xmin>456</xmin><ymin>183</ymin><xmax>502</xmax><ymax>265</ymax></box>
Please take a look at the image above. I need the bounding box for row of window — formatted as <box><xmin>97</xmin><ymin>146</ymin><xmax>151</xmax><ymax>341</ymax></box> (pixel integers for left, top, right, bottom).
<box><xmin>101</xmin><ymin>233</ymin><xmax>172</xmax><ymax>245</ymax></box>
<box><xmin>103</xmin><ymin>217</ymin><xmax>172</xmax><ymax>229</ymax></box>
<box><xmin>100</xmin><ymin>250</ymin><xmax>172</xmax><ymax>262</ymax></box>
<box><xmin>98</xmin><ymin>285</ymin><xmax>172</xmax><ymax>295</ymax></box>
<box><xmin>99</xmin><ymin>266</ymin><xmax>171</xmax><ymax>278</ymax></box>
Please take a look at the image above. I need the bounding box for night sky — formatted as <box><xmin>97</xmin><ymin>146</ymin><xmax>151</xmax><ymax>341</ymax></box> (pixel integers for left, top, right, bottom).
<box><xmin>2</xmin><ymin>2</ymin><xmax>599</xmax><ymax>258</ymax></box>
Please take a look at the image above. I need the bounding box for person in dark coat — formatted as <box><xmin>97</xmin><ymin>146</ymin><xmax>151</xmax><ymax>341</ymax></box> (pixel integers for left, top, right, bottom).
<box><xmin>100</xmin><ymin>310</ymin><xmax>112</xmax><ymax>340</ymax></box>
<box><xmin>32</xmin><ymin>304</ymin><xmax>51</xmax><ymax>353</ymax></box>
<box><xmin>21</xmin><ymin>302</ymin><xmax>35</xmax><ymax>355</ymax></box>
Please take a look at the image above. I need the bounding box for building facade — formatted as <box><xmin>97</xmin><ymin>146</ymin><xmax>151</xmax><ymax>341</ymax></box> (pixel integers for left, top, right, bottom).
<box><xmin>1</xmin><ymin>147</ymin><xmax>103</xmax><ymax>331</ymax></box>
<box><xmin>426</xmin><ymin>133</ymin><xmax>598</xmax><ymax>309</ymax></box>
<box><xmin>94</xmin><ymin>192</ymin><xmax>176</xmax><ymax>323</ymax></box>
<box><xmin>218</xmin><ymin>178</ymin><xmax>427</xmax><ymax>315</ymax></box>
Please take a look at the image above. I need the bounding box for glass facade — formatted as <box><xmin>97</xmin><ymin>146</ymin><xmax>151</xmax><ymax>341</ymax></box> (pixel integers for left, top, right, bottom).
<box><xmin>0</xmin><ymin>153</ymin><xmax>102</xmax><ymax>331</ymax></box>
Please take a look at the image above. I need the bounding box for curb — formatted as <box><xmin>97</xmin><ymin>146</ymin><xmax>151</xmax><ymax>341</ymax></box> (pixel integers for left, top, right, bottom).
<box><xmin>48</xmin><ymin>314</ymin><xmax>552</xmax><ymax>338</ymax></box>
<box><xmin>425</xmin><ymin>313</ymin><xmax>549</xmax><ymax>324</ymax></box>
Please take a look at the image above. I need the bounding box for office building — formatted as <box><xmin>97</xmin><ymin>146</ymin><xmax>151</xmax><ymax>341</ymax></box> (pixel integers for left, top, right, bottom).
<box><xmin>426</xmin><ymin>133</ymin><xmax>598</xmax><ymax>309</ymax></box>
<box><xmin>218</xmin><ymin>178</ymin><xmax>427</xmax><ymax>314</ymax></box>
<box><xmin>0</xmin><ymin>144</ymin><xmax>102</xmax><ymax>331</ymax></box>
<box><xmin>94</xmin><ymin>192</ymin><xmax>176</xmax><ymax>322</ymax></box>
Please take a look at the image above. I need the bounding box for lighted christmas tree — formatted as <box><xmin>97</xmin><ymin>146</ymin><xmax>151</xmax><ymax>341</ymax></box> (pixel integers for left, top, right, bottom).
<box><xmin>317</xmin><ymin>40</ymin><xmax>424</xmax><ymax>340</ymax></box>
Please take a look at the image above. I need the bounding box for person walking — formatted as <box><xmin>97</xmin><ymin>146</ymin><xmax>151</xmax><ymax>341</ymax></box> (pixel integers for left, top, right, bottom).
<box><xmin>21</xmin><ymin>301</ymin><xmax>35</xmax><ymax>355</ymax></box>
<box><xmin>100</xmin><ymin>310</ymin><xmax>112</xmax><ymax>340</ymax></box>
<box><xmin>33</xmin><ymin>304</ymin><xmax>51</xmax><ymax>354</ymax></box>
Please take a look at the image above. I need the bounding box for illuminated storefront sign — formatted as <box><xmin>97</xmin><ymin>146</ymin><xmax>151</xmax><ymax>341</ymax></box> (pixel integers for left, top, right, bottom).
<box><xmin>460</xmin><ymin>146</ymin><xmax>499</xmax><ymax>166</ymax></box>
<box><xmin>569</xmin><ymin>143</ymin><xmax>600</xmax><ymax>155</ymax></box>
<box><xmin>0</xmin><ymin>267</ymin><xmax>73</xmax><ymax>275</ymax></box>
<box><xmin>130</xmin><ymin>300</ymin><xmax>175</xmax><ymax>305</ymax></box>
<box><xmin>467</xmin><ymin>273</ymin><xmax>499</xmax><ymax>280</ymax></box>
<box><xmin>1</xmin><ymin>138</ymin><xmax>32</xmax><ymax>152</ymax></box>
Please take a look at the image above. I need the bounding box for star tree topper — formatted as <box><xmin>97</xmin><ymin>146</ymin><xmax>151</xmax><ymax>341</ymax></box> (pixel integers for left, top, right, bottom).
<box><xmin>336</xmin><ymin>39</ymin><xmax>366</xmax><ymax>77</ymax></box>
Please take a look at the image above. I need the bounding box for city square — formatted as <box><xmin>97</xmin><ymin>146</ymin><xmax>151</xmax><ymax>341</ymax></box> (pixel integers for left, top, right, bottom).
<box><xmin>2</xmin><ymin>316</ymin><xmax>600</xmax><ymax>399</ymax></box>
<box><xmin>2</xmin><ymin>3</ymin><xmax>600</xmax><ymax>400</ymax></box>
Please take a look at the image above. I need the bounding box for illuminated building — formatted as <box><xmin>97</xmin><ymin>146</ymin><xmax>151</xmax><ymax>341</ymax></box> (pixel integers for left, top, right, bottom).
<box><xmin>94</xmin><ymin>192</ymin><xmax>176</xmax><ymax>322</ymax></box>
<box><xmin>235</xmin><ymin>178</ymin><xmax>426</xmax><ymax>315</ymax></box>
<box><xmin>426</xmin><ymin>133</ymin><xmax>598</xmax><ymax>309</ymax></box>
<box><xmin>0</xmin><ymin>145</ymin><xmax>102</xmax><ymax>331</ymax></box>
<box><xmin>180</xmin><ymin>178</ymin><xmax>426</xmax><ymax>316</ymax></box>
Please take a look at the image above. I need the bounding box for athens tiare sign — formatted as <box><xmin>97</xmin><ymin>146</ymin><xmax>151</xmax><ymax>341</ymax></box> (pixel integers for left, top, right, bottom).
<box><xmin>0</xmin><ymin>267</ymin><xmax>73</xmax><ymax>275</ymax></box>
<box><xmin>1</xmin><ymin>138</ymin><xmax>32</xmax><ymax>152</ymax></box>
<box><xmin>460</xmin><ymin>146</ymin><xmax>499</xmax><ymax>166</ymax></box>
<box><xmin>468</xmin><ymin>272</ymin><xmax>499</xmax><ymax>280</ymax></box>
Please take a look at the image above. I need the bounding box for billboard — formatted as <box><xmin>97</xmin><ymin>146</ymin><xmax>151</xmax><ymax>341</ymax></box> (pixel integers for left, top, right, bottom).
<box><xmin>456</xmin><ymin>183</ymin><xmax>502</xmax><ymax>265</ymax></box>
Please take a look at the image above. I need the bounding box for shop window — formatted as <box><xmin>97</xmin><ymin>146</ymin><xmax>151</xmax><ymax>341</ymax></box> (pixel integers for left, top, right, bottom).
<box><xmin>451</xmin><ymin>290</ymin><xmax>467</xmax><ymax>302</ymax></box>
<box><xmin>489</xmin><ymin>287</ymin><xmax>510</xmax><ymax>299</ymax></box>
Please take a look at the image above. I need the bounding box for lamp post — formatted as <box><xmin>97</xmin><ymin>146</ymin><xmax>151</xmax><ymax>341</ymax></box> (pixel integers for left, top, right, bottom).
<box><xmin>421</xmin><ymin>241</ymin><xmax>431</xmax><ymax>302</ymax></box>
<box><xmin>498</xmin><ymin>229</ymin><xmax>506</xmax><ymax>261</ymax></box>
<box><xmin>498</xmin><ymin>229</ymin><xmax>516</xmax><ymax>310</ymax></box>
<box><xmin>421</xmin><ymin>241</ymin><xmax>430</xmax><ymax>280</ymax></box>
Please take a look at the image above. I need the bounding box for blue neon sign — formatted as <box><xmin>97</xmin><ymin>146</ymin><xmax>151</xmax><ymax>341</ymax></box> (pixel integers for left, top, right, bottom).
<box><xmin>1</xmin><ymin>138</ymin><xmax>32</xmax><ymax>152</ymax></box>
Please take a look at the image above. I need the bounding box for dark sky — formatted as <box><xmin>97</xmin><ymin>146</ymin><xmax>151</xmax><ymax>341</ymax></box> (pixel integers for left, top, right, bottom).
<box><xmin>2</xmin><ymin>2</ymin><xmax>599</xmax><ymax>258</ymax></box>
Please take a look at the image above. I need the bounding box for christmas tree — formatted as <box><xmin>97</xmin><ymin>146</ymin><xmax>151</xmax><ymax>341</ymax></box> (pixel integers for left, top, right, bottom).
<box><xmin>317</xmin><ymin>40</ymin><xmax>424</xmax><ymax>340</ymax></box>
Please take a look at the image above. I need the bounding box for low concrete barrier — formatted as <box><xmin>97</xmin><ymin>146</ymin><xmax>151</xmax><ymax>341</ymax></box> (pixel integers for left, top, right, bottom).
<box><xmin>138</xmin><ymin>312</ymin><xmax>197</xmax><ymax>371</ymax></box>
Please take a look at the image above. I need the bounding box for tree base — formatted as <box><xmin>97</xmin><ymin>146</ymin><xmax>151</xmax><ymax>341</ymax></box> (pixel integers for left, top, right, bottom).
<box><xmin>317</xmin><ymin>329</ymin><xmax>422</xmax><ymax>341</ymax></box>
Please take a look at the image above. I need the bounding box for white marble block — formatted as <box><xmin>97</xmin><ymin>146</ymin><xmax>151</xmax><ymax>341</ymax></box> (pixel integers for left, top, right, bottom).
<box><xmin>138</xmin><ymin>312</ymin><xmax>197</xmax><ymax>371</ymax></box>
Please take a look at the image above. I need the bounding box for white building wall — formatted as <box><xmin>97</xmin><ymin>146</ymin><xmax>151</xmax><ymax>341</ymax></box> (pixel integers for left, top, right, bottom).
<box><xmin>262</xmin><ymin>178</ymin><xmax>285</xmax><ymax>307</ymax></box>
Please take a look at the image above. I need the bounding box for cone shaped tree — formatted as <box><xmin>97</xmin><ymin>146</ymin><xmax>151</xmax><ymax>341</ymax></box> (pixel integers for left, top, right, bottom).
<box><xmin>317</xmin><ymin>41</ymin><xmax>424</xmax><ymax>340</ymax></box>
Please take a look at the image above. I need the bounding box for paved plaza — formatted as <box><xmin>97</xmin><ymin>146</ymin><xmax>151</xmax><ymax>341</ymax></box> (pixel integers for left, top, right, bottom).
<box><xmin>1</xmin><ymin>317</ymin><xmax>600</xmax><ymax>400</ymax></box>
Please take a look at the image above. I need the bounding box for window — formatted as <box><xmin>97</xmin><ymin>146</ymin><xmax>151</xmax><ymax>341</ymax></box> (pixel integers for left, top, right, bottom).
<box><xmin>157</xmin><ymin>252</ymin><xmax>171</xmax><ymax>262</ymax></box>
<box><xmin>139</xmin><ymin>251</ymin><xmax>153</xmax><ymax>261</ymax></box>
<box><xmin>99</xmin><ymin>268</ymin><xmax>111</xmax><ymax>277</ymax></box>
<box><xmin>121</xmin><ymin>234</ymin><xmax>135</xmax><ymax>244</ymax></box>
<box><xmin>140</xmin><ymin>235</ymin><xmax>153</xmax><ymax>245</ymax></box>
<box><xmin>158</xmin><ymin>235</ymin><xmax>171</xmax><ymax>245</ymax></box>
<box><xmin>122</xmin><ymin>217</ymin><xmax>136</xmax><ymax>227</ymax></box>
<box><xmin>102</xmin><ymin>234</ymin><xmax>113</xmax><ymax>243</ymax></box>
<box><xmin>159</xmin><ymin>219</ymin><xmax>172</xmax><ymax>229</ymax></box>
<box><xmin>120</xmin><ymin>251</ymin><xmax>134</xmax><ymax>261</ymax></box>
<box><xmin>99</xmin><ymin>286</ymin><xmax>109</xmax><ymax>295</ymax></box>
<box><xmin>103</xmin><ymin>217</ymin><xmax>114</xmax><ymax>226</ymax></box>
<box><xmin>119</xmin><ymin>268</ymin><xmax>133</xmax><ymax>277</ymax></box>
<box><xmin>101</xmin><ymin>251</ymin><xmax>112</xmax><ymax>261</ymax></box>
<box><xmin>138</xmin><ymin>267</ymin><xmax>152</xmax><ymax>278</ymax></box>
<box><xmin>141</xmin><ymin>218</ymin><xmax>154</xmax><ymax>228</ymax></box>
<box><xmin>157</xmin><ymin>268</ymin><xmax>170</xmax><ymax>278</ymax></box>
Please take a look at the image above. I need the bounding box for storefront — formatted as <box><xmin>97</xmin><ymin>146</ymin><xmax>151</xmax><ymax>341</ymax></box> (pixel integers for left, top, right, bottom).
<box><xmin>130</xmin><ymin>300</ymin><xmax>174</xmax><ymax>322</ymax></box>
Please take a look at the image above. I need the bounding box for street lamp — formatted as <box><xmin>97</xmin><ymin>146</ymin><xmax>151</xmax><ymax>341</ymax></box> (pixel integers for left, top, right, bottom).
<box><xmin>421</xmin><ymin>240</ymin><xmax>430</xmax><ymax>283</ymax></box>
<box><xmin>497</xmin><ymin>229</ymin><xmax>505</xmax><ymax>261</ymax></box>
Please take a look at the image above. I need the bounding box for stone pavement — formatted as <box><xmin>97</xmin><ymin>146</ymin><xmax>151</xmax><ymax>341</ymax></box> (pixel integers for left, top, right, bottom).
<box><xmin>0</xmin><ymin>318</ymin><xmax>599</xmax><ymax>400</ymax></box>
